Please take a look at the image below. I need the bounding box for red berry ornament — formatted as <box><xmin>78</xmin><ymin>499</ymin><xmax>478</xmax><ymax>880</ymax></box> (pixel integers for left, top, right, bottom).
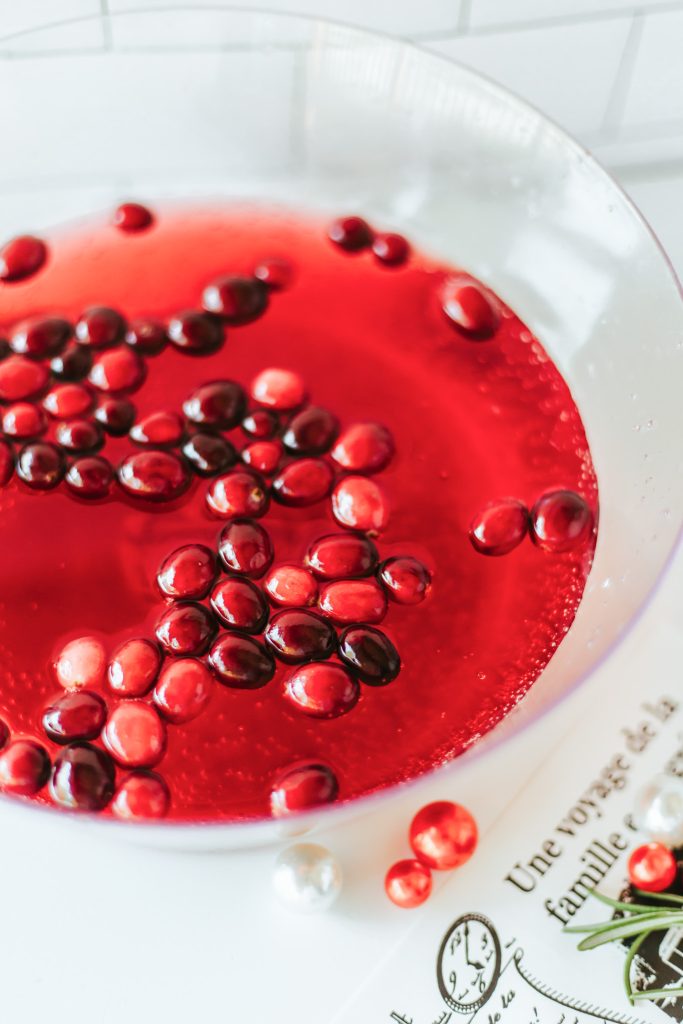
<box><xmin>628</xmin><ymin>842</ymin><xmax>677</xmax><ymax>893</ymax></box>
<box><xmin>385</xmin><ymin>859</ymin><xmax>432</xmax><ymax>909</ymax></box>
<box><xmin>409</xmin><ymin>801</ymin><xmax>478</xmax><ymax>870</ymax></box>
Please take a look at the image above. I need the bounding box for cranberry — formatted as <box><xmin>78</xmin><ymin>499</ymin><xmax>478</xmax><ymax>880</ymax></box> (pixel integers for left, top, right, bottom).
<box><xmin>0</xmin><ymin>356</ymin><xmax>49</xmax><ymax>402</ymax></box>
<box><xmin>95</xmin><ymin>397</ymin><xmax>136</xmax><ymax>436</ymax></box>
<box><xmin>379</xmin><ymin>556</ymin><xmax>432</xmax><ymax>605</ymax></box>
<box><xmin>201</xmin><ymin>275</ymin><xmax>269</xmax><ymax>325</ymax></box>
<box><xmin>0</xmin><ymin>718</ymin><xmax>8</xmax><ymax>750</ymax></box>
<box><xmin>628</xmin><ymin>842</ymin><xmax>678</xmax><ymax>892</ymax></box>
<box><xmin>42</xmin><ymin>690</ymin><xmax>107</xmax><ymax>744</ymax></box>
<box><xmin>55</xmin><ymin>636</ymin><xmax>107</xmax><ymax>690</ymax></box>
<box><xmin>1</xmin><ymin>402</ymin><xmax>47</xmax><ymax>440</ymax></box>
<box><xmin>469</xmin><ymin>498</ymin><xmax>529</xmax><ymax>556</ymax></box>
<box><xmin>55</xmin><ymin>418</ymin><xmax>103</xmax><ymax>454</ymax></box>
<box><xmin>206</xmin><ymin>469</ymin><xmax>270</xmax><ymax>519</ymax></box>
<box><xmin>306</xmin><ymin>533</ymin><xmax>378</xmax><ymax>579</ymax></box>
<box><xmin>117</xmin><ymin>450</ymin><xmax>191</xmax><ymax>502</ymax></box>
<box><xmin>385</xmin><ymin>859</ymin><xmax>432</xmax><ymax>908</ymax></box>
<box><xmin>103</xmin><ymin>702</ymin><xmax>166</xmax><ymax>768</ymax></box>
<box><xmin>270</xmin><ymin>762</ymin><xmax>339</xmax><ymax>817</ymax></box>
<box><xmin>125</xmin><ymin>318</ymin><xmax>168</xmax><ymax>355</ymax></box>
<box><xmin>209</xmin><ymin>633</ymin><xmax>275</xmax><ymax>689</ymax></box>
<box><xmin>282</xmin><ymin>406</ymin><xmax>339</xmax><ymax>455</ymax></box>
<box><xmin>410</xmin><ymin>801</ymin><xmax>478</xmax><ymax>870</ymax></box>
<box><xmin>530</xmin><ymin>490</ymin><xmax>594</xmax><ymax>553</ymax></box>
<box><xmin>210</xmin><ymin>577</ymin><xmax>269</xmax><ymax>633</ymax></box>
<box><xmin>108</xmin><ymin>638</ymin><xmax>161</xmax><ymax>697</ymax></box>
<box><xmin>0</xmin><ymin>339</ymin><xmax>9</xmax><ymax>360</ymax></box>
<box><xmin>250</xmin><ymin>367</ymin><xmax>306</xmax><ymax>411</ymax></box>
<box><xmin>11</xmin><ymin>316</ymin><xmax>71</xmax><ymax>358</ymax></box>
<box><xmin>218</xmin><ymin>518</ymin><xmax>273</xmax><ymax>578</ymax></box>
<box><xmin>0</xmin><ymin>740</ymin><xmax>50</xmax><ymax>795</ymax></box>
<box><xmin>153</xmin><ymin>658</ymin><xmax>213</xmax><ymax>724</ymax></box>
<box><xmin>157</xmin><ymin>543</ymin><xmax>217</xmax><ymax>600</ymax></box>
<box><xmin>130</xmin><ymin>410</ymin><xmax>185</xmax><ymax>447</ymax></box>
<box><xmin>266</xmin><ymin>609</ymin><xmax>336</xmax><ymax>664</ymax></box>
<box><xmin>0</xmin><ymin>440</ymin><xmax>13</xmax><ymax>485</ymax></box>
<box><xmin>241</xmin><ymin>439</ymin><xmax>282</xmax><ymax>475</ymax></box>
<box><xmin>254</xmin><ymin>257</ymin><xmax>293</xmax><ymax>290</ymax></box>
<box><xmin>89</xmin><ymin>346</ymin><xmax>146</xmax><ymax>395</ymax></box>
<box><xmin>155</xmin><ymin>602</ymin><xmax>216</xmax><ymax>656</ymax></box>
<box><xmin>241</xmin><ymin>408</ymin><xmax>279</xmax><ymax>438</ymax></box>
<box><xmin>65</xmin><ymin>455</ymin><xmax>114</xmax><ymax>499</ymax></box>
<box><xmin>331</xmin><ymin>476</ymin><xmax>388</xmax><ymax>532</ymax></box>
<box><xmin>339</xmin><ymin>626</ymin><xmax>400</xmax><ymax>685</ymax></box>
<box><xmin>75</xmin><ymin>306</ymin><xmax>126</xmax><ymax>349</ymax></box>
<box><xmin>319</xmin><ymin>579</ymin><xmax>387</xmax><ymax>625</ymax></box>
<box><xmin>0</xmin><ymin>235</ymin><xmax>47</xmax><ymax>282</ymax></box>
<box><xmin>441</xmin><ymin>278</ymin><xmax>499</xmax><ymax>340</ymax></box>
<box><xmin>43</xmin><ymin>383</ymin><xmax>93</xmax><ymax>419</ymax></box>
<box><xmin>50</xmin><ymin>742</ymin><xmax>115</xmax><ymax>811</ymax></box>
<box><xmin>112</xmin><ymin>771</ymin><xmax>170</xmax><ymax>820</ymax></box>
<box><xmin>327</xmin><ymin>216</ymin><xmax>373</xmax><ymax>253</ymax></box>
<box><xmin>372</xmin><ymin>232</ymin><xmax>410</xmax><ymax>267</ymax></box>
<box><xmin>17</xmin><ymin>442</ymin><xmax>64</xmax><ymax>490</ymax></box>
<box><xmin>113</xmin><ymin>201</ymin><xmax>154</xmax><ymax>232</ymax></box>
<box><xmin>182</xmin><ymin>432</ymin><xmax>236</xmax><ymax>476</ymax></box>
<box><xmin>50</xmin><ymin>342</ymin><xmax>92</xmax><ymax>382</ymax></box>
<box><xmin>183</xmin><ymin>379</ymin><xmax>246</xmax><ymax>429</ymax></box>
<box><xmin>331</xmin><ymin>422</ymin><xmax>394</xmax><ymax>474</ymax></box>
<box><xmin>283</xmin><ymin>662</ymin><xmax>359</xmax><ymax>719</ymax></box>
<box><xmin>272</xmin><ymin>458</ymin><xmax>334</xmax><ymax>507</ymax></box>
<box><xmin>167</xmin><ymin>310</ymin><xmax>223</xmax><ymax>355</ymax></box>
<box><xmin>264</xmin><ymin>565</ymin><xmax>318</xmax><ymax>608</ymax></box>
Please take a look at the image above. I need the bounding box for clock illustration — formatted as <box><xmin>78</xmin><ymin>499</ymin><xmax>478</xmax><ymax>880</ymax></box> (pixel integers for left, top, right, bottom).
<box><xmin>436</xmin><ymin>913</ymin><xmax>502</xmax><ymax>1013</ymax></box>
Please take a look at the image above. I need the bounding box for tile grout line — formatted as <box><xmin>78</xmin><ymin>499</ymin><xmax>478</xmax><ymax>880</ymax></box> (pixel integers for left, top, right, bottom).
<box><xmin>457</xmin><ymin>0</ymin><xmax>472</xmax><ymax>33</ymax></box>
<box><xmin>600</xmin><ymin>11</ymin><xmax>645</xmax><ymax>137</ymax></box>
<box><xmin>100</xmin><ymin>0</ymin><xmax>112</xmax><ymax>52</ymax></box>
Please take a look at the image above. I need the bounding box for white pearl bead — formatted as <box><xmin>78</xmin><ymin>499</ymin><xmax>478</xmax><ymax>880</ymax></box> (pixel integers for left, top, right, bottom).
<box><xmin>634</xmin><ymin>775</ymin><xmax>683</xmax><ymax>847</ymax></box>
<box><xmin>272</xmin><ymin>843</ymin><xmax>342</xmax><ymax>913</ymax></box>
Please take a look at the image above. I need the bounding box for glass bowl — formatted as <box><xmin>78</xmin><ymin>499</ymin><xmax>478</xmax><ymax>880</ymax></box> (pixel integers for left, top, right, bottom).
<box><xmin>0</xmin><ymin>6</ymin><xmax>680</xmax><ymax>850</ymax></box>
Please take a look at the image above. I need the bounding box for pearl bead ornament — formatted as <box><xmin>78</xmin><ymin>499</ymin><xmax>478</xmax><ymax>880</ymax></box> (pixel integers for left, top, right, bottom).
<box><xmin>633</xmin><ymin>774</ymin><xmax>683</xmax><ymax>848</ymax></box>
<box><xmin>272</xmin><ymin>843</ymin><xmax>342</xmax><ymax>913</ymax></box>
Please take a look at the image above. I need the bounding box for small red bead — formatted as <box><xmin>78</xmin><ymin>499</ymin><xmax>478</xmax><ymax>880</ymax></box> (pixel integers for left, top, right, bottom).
<box><xmin>11</xmin><ymin>316</ymin><xmax>71</xmax><ymax>358</ymax></box>
<box><xmin>270</xmin><ymin>762</ymin><xmax>339</xmax><ymax>817</ymax></box>
<box><xmin>627</xmin><ymin>842</ymin><xmax>677</xmax><ymax>892</ymax></box>
<box><xmin>328</xmin><ymin>216</ymin><xmax>373</xmax><ymax>253</ymax></box>
<box><xmin>264</xmin><ymin>565</ymin><xmax>318</xmax><ymax>608</ymax></box>
<box><xmin>0</xmin><ymin>356</ymin><xmax>49</xmax><ymax>402</ymax></box>
<box><xmin>125</xmin><ymin>318</ymin><xmax>168</xmax><ymax>355</ymax></box>
<box><xmin>103</xmin><ymin>701</ymin><xmax>166</xmax><ymax>768</ymax></box>
<box><xmin>130</xmin><ymin>410</ymin><xmax>184</xmax><ymax>447</ymax></box>
<box><xmin>43</xmin><ymin>383</ymin><xmax>93</xmax><ymax>419</ymax></box>
<box><xmin>157</xmin><ymin>543</ymin><xmax>217</xmax><ymax>600</ymax></box>
<box><xmin>283</xmin><ymin>662</ymin><xmax>360</xmax><ymax>719</ymax></box>
<box><xmin>272</xmin><ymin>458</ymin><xmax>334</xmax><ymax>507</ymax></box>
<box><xmin>409</xmin><ymin>801</ymin><xmax>478</xmax><ymax>870</ymax></box>
<box><xmin>167</xmin><ymin>310</ymin><xmax>224</xmax><ymax>355</ymax></box>
<box><xmin>530</xmin><ymin>490</ymin><xmax>594</xmax><ymax>553</ymax></box>
<box><xmin>0</xmin><ymin>439</ymin><xmax>13</xmax><ymax>486</ymax></box>
<box><xmin>218</xmin><ymin>518</ymin><xmax>274</xmax><ymax>578</ymax></box>
<box><xmin>210</xmin><ymin>576</ymin><xmax>269</xmax><ymax>633</ymax></box>
<box><xmin>0</xmin><ymin>739</ymin><xmax>51</xmax><ymax>795</ymax></box>
<box><xmin>17</xmin><ymin>442</ymin><xmax>64</xmax><ymax>490</ymax></box>
<box><xmin>183</xmin><ymin>380</ymin><xmax>246</xmax><ymax>430</ymax></box>
<box><xmin>241</xmin><ymin>439</ymin><xmax>282</xmax><ymax>475</ymax></box>
<box><xmin>65</xmin><ymin>455</ymin><xmax>114</xmax><ymax>499</ymax></box>
<box><xmin>155</xmin><ymin>601</ymin><xmax>216</xmax><ymax>656</ymax></box>
<box><xmin>201</xmin><ymin>275</ymin><xmax>269</xmax><ymax>325</ymax></box>
<box><xmin>306</xmin><ymin>533</ymin><xmax>378</xmax><ymax>580</ymax></box>
<box><xmin>331</xmin><ymin>422</ymin><xmax>394</xmax><ymax>474</ymax></box>
<box><xmin>206</xmin><ymin>468</ymin><xmax>270</xmax><ymax>519</ymax></box>
<box><xmin>0</xmin><ymin>235</ymin><xmax>48</xmax><ymax>282</ymax></box>
<box><xmin>372</xmin><ymin>232</ymin><xmax>410</xmax><ymax>267</ymax></box>
<box><xmin>117</xmin><ymin>450</ymin><xmax>191</xmax><ymax>502</ymax></box>
<box><xmin>441</xmin><ymin>278</ymin><xmax>499</xmax><ymax>340</ymax></box>
<box><xmin>1</xmin><ymin>402</ymin><xmax>47</xmax><ymax>440</ymax></box>
<box><xmin>42</xmin><ymin>690</ymin><xmax>107</xmax><ymax>744</ymax></box>
<box><xmin>331</xmin><ymin>475</ymin><xmax>389</xmax><ymax>533</ymax></box>
<box><xmin>319</xmin><ymin>579</ymin><xmax>387</xmax><ymax>625</ymax></box>
<box><xmin>250</xmin><ymin>367</ymin><xmax>306</xmax><ymax>411</ymax></box>
<box><xmin>470</xmin><ymin>499</ymin><xmax>529</xmax><ymax>556</ymax></box>
<box><xmin>75</xmin><ymin>306</ymin><xmax>126</xmax><ymax>349</ymax></box>
<box><xmin>50</xmin><ymin>742</ymin><xmax>115</xmax><ymax>811</ymax></box>
<box><xmin>89</xmin><ymin>346</ymin><xmax>146</xmax><ymax>395</ymax></box>
<box><xmin>379</xmin><ymin>556</ymin><xmax>432</xmax><ymax>605</ymax></box>
<box><xmin>95</xmin><ymin>397</ymin><xmax>136</xmax><ymax>436</ymax></box>
<box><xmin>209</xmin><ymin>633</ymin><xmax>275</xmax><ymax>690</ymax></box>
<box><xmin>254</xmin><ymin>257</ymin><xmax>293</xmax><ymax>290</ymax></box>
<box><xmin>113</xmin><ymin>202</ymin><xmax>154</xmax><ymax>232</ymax></box>
<box><xmin>55</xmin><ymin>418</ymin><xmax>103</xmax><ymax>454</ymax></box>
<box><xmin>112</xmin><ymin>771</ymin><xmax>170</xmax><ymax>820</ymax></box>
<box><xmin>385</xmin><ymin>859</ymin><xmax>432</xmax><ymax>908</ymax></box>
<box><xmin>108</xmin><ymin>638</ymin><xmax>162</xmax><ymax>697</ymax></box>
<box><xmin>153</xmin><ymin>658</ymin><xmax>214</xmax><ymax>724</ymax></box>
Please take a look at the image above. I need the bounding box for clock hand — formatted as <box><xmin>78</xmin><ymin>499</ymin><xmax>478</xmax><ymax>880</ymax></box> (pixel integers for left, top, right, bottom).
<box><xmin>464</xmin><ymin>922</ymin><xmax>485</xmax><ymax>970</ymax></box>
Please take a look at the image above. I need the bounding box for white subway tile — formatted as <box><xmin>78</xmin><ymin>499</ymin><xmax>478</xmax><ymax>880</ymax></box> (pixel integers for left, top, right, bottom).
<box><xmin>621</xmin><ymin>9</ymin><xmax>683</xmax><ymax>127</ymax></box>
<box><xmin>0</xmin><ymin>16</ymin><xmax>104</xmax><ymax>54</ymax></box>
<box><xmin>625</xmin><ymin>173</ymin><xmax>683</xmax><ymax>277</ymax></box>
<box><xmin>470</xmin><ymin>0</ymin><xmax>668</xmax><ymax>29</ymax></box>
<box><xmin>0</xmin><ymin>0</ymin><xmax>100</xmax><ymax>44</ymax></box>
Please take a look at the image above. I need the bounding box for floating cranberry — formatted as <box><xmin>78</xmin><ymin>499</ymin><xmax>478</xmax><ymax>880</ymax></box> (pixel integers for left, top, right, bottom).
<box><xmin>0</xmin><ymin>339</ymin><xmax>9</xmax><ymax>360</ymax></box>
<box><xmin>282</xmin><ymin>406</ymin><xmax>339</xmax><ymax>455</ymax></box>
<box><xmin>111</xmin><ymin>771</ymin><xmax>170</xmax><ymax>820</ymax></box>
<box><xmin>283</xmin><ymin>662</ymin><xmax>359</xmax><ymax>719</ymax></box>
<box><xmin>331</xmin><ymin>422</ymin><xmax>394</xmax><ymax>474</ymax></box>
<box><xmin>441</xmin><ymin>278</ymin><xmax>499</xmax><ymax>340</ymax></box>
<box><xmin>218</xmin><ymin>517</ymin><xmax>274</xmax><ymax>578</ymax></box>
<box><xmin>1</xmin><ymin>402</ymin><xmax>47</xmax><ymax>440</ymax></box>
<box><xmin>410</xmin><ymin>801</ymin><xmax>478</xmax><ymax>870</ymax></box>
<box><xmin>272</xmin><ymin>458</ymin><xmax>334</xmax><ymax>507</ymax></box>
<box><xmin>210</xmin><ymin>577</ymin><xmax>269</xmax><ymax>633</ymax></box>
<box><xmin>0</xmin><ymin>235</ymin><xmax>47</xmax><ymax>282</ymax></box>
<box><xmin>130</xmin><ymin>410</ymin><xmax>184</xmax><ymax>448</ymax></box>
<box><xmin>385</xmin><ymin>859</ymin><xmax>432</xmax><ymax>909</ymax></box>
<box><xmin>372</xmin><ymin>232</ymin><xmax>410</xmax><ymax>267</ymax></box>
<box><xmin>0</xmin><ymin>740</ymin><xmax>50</xmax><ymax>795</ymax></box>
<box><xmin>95</xmin><ymin>397</ymin><xmax>136</xmax><ymax>436</ymax></box>
<box><xmin>55</xmin><ymin>636</ymin><xmax>107</xmax><ymax>690</ymax></box>
<box><xmin>0</xmin><ymin>718</ymin><xmax>8</xmax><ymax>750</ymax></box>
<box><xmin>241</xmin><ymin>439</ymin><xmax>282</xmax><ymax>475</ymax></box>
<box><xmin>319</xmin><ymin>579</ymin><xmax>387</xmax><ymax>625</ymax></box>
<box><xmin>103</xmin><ymin>702</ymin><xmax>166</xmax><ymax>769</ymax></box>
<box><xmin>339</xmin><ymin>626</ymin><xmax>400</xmax><ymax>685</ymax></box>
<box><xmin>306</xmin><ymin>533</ymin><xmax>378</xmax><ymax>579</ymax></box>
<box><xmin>469</xmin><ymin>498</ymin><xmax>529</xmax><ymax>556</ymax></box>
<box><xmin>17</xmin><ymin>442</ymin><xmax>64</xmax><ymax>490</ymax></box>
<box><xmin>207</xmin><ymin>469</ymin><xmax>270</xmax><ymax>519</ymax></box>
<box><xmin>264</xmin><ymin>565</ymin><xmax>318</xmax><ymax>608</ymax></box>
<box><xmin>51</xmin><ymin>342</ymin><xmax>92</xmax><ymax>382</ymax></box>
<box><xmin>530</xmin><ymin>490</ymin><xmax>594</xmax><ymax>553</ymax></box>
<box><xmin>183</xmin><ymin>379</ymin><xmax>246</xmax><ymax>429</ymax></box>
<box><xmin>202</xmin><ymin>275</ymin><xmax>269</xmax><ymax>325</ymax></box>
<box><xmin>0</xmin><ymin>440</ymin><xmax>13</xmax><ymax>486</ymax></box>
<box><xmin>0</xmin><ymin>356</ymin><xmax>49</xmax><ymax>402</ymax></box>
<box><xmin>270</xmin><ymin>762</ymin><xmax>339</xmax><ymax>817</ymax></box>
<box><xmin>11</xmin><ymin>316</ymin><xmax>71</xmax><ymax>358</ymax></box>
<box><xmin>331</xmin><ymin>476</ymin><xmax>388</xmax><ymax>532</ymax></box>
<box><xmin>157</xmin><ymin>543</ymin><xmax>216</xmax><ymax>600</ymax></box>
<box><xmin>89</xmin><ymin>346</ymin><xmax>146</xmax><ymax>395</ymax></box>
<box><xmin>65</xmin><ymin>455</ymin><xmax>114</xmax><ymax>499</ymax></box>
<box><xmin>43</xmin><ymin>383</ymin><xmax>93</xmax><ymax>419</ymax></box>
<box><xmin>209</xmin><ymin>633</ymin><xmax>275</xmax><ymax>690</ymax></box>
<box><xmin>182</xmin><ymin>432</ymin><xmax>236</xmax><ymax>477</ymax></box>
<box><xmin>627</xmin><ymin>842</ymin><xmax>677</xmax><ymax>892</ymax></box>
<box><xmin>328</xmin><ymin>216</ymin><xmax>373</xmax><ymax>253</ymax></box>
<box><xmin>250</xmin><ymin>367</ymin><xmax>306</xmax><ymax>411</ymax></box>
<box><xmin>155</xmin><ymin>602</ymin><xmax>215</xmax><ymax>656</ymax></box>
<box><xmin>113</xmin><ymin>201</ymin><xmax>154</xmax><ymax>232</ymax></box>
<box><xmin>75</xmin><ymin>306</ymin><xmax>126</xmax><ymax>349</ymax></box>
<box><xmin>254</xmin><ymin>257</ymin><xmax>293</xmax><ymax>290</ymax></box>
<box><xmin>153</xmin><ymin>658</ymin><xmax>213</xmax><ymax>724</ymax></box>
<box><xmin>266</xmin><ymin>609</ymin><xmax>336</xmax><ymax>664</ymax></box>
<box><xmin>117</xmin><ymin>450</ymin><xmax>191</xmax><ymax>502</ymax></box>
<box><xmin>55</xmin><ymin>418</ymin><xmax>103</xmax><ymax>454</ymax></box>
<box><xmin>42</xmin><ymin>690</ymin><xmax>107</xmax><ymax>744</ymax></box>
<box><xmin>241</xmin><ymin>408</ymin><xmax>279</xmax><ymax>438</ymax></box>
<box><xmin>125</xmin><ymin>318</ymin><xmax>168</xmax><ymax>355</ymax></box>
<box><xmin>167</xmin><ymin>310</ymin><xmax>223</xmax><ymax>355</ymax></box>
<box><xmin>108</xmin><ymin>638</ymin><xmax>161</xmax><ymax>697</ymax></box>
<box><xmin>379</xmin><ymin>556</ymin><xmax>432</xmax><ymax>605</ymax></box>
<box><xmin>50</xmin><ymin>742</ymin><xmax>115</xmax><ymax>811</ymax></box>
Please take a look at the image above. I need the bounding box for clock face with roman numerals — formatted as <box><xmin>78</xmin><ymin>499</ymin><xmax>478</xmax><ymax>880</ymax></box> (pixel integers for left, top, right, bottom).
<box><xmin>436</xmin><ymin>914</ymin><xmax>502</xmax><ymax>1013</ymax></box>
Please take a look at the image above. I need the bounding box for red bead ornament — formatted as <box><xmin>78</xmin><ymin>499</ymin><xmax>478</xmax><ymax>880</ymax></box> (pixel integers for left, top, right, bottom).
<box><xmin>385</xmin><ymin>859</ymin><xmax>433</xmax><ymax>909</ymax></box>
<box><xmin>627</xmin><ymin>842</ymin><xmax>678</xmax><ymax>893</ymax></box>
<box><xmin>409</xmin><ymin>801</ymin><xmax>478</xmax><ymax>870</ymax></box>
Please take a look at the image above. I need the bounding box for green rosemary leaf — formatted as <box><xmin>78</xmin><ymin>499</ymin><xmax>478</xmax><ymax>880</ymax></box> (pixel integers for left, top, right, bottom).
<box><xmin>587</xmin><ymin>890</ymin><xmax>664</xmax><ymax>915</ymax></box>
<box><xmin>565</xmin><ymin>910</ymin><xmax>675</xmax><ymax>935</ymax></box>
<box><xmin>631</xmin><ymin>986</ymin><xmax>683</xmax><ymax>1001</ymax></box>
<box><xmin>623</xmin><ymin>930</ymin><xmax>649</xmax><ymax>1005</ymax></box>
<box><xmin>633</xmin><ymin>887</ymin><xmax>683</xmax><ymax>907</ymax></box>
<box><xmin>577</xmin><ymin>913</ymin><xmax>683</xmax><ymax>950</ymax></box>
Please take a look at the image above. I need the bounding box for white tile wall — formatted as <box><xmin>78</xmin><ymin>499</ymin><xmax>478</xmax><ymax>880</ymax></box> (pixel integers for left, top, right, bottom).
<box><xmin>621</xmin><ymin>7</ymin><xmax>683</xmax><ymax>128</ymax></box>
<box><xmin>468</xmin><ymin>0</ymin><xmax>675</xmax><ymax>29</ymax></box>
<box><xmin>0</xmin><ymin>0</ymin><xmax>99</xmax><ymax>42</ymax></box>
